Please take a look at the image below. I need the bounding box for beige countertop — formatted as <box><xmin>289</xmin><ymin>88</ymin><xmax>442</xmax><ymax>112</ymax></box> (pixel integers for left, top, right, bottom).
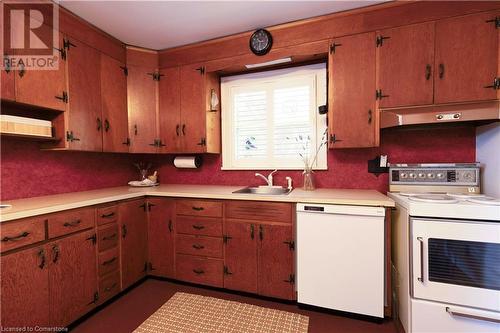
<box><xmin>0</xmin><ymin>184</ymin><xmax>394</xmax><ymax>222</ymax></box>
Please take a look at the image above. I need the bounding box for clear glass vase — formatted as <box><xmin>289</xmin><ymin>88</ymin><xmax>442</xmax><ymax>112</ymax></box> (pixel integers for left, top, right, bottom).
<box><xmin>303</xmin><ymin>168</ymin><xmax>315</xmax><ymax>191</ymax></box>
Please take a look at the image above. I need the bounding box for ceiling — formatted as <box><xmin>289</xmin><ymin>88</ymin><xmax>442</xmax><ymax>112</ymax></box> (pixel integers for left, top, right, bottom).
<box><xmin>59</xmin><ymin>1</ymin><xmax>387</xmax><ymax>50</ymax></box>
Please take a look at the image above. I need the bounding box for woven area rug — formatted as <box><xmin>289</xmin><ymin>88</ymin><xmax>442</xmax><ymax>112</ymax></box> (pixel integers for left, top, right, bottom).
<box><xmin>133</xmin><ymin>292</ymin><xmax>309</xmax><ymax>333</ymax></box>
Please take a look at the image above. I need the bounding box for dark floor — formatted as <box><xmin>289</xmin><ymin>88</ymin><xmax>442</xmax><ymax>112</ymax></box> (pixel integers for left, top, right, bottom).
<box><xmin>71</xmin><ymin>279</ymin><xmax>397</xmax><ymax>333</ymax></box>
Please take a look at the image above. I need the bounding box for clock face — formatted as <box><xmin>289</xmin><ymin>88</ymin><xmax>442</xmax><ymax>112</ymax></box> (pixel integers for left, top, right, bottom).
<box><xmin>250</xmin><ymin>29</ymin><xmax>272</xmax><ymax>55</ymax></box>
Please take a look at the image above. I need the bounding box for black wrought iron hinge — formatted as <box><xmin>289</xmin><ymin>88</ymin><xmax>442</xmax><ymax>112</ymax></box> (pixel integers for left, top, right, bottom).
<box><xmin>376</xmin><ymin>35</ymin><xmax>390</xmax><ymax>47</ymax></box>
<box><xmin>329</xmin><ymin>134</ymin><xmax>342</xmax><ymax>144</ymax></box>
<box><xmin>283</xmin><ymin>274</ymin><xmax>295</xmax><ymax>284</ymax></box>
<box><xmin>484</xmin><ymin>77</ymin><xmax>500</xmax><ymax>90</ymax></box>
<box><xmin>120</xmin><ymin>66</ymin><xmax>128</xmax><ymax>76</ymax></box>
<box><xmin>283</xmin><ymin>240</ymin><xmax>295</xmax><ymax>251</ymax></box>
<box><xmin>486</xmin><ymin>16</ymin><xmax>500</xmax><ymax>29</ymax></box>
<box><xmin>329</xmin><ymin>42</ymin><xmax>342</xmax><ymax>54</ymax></box>
<box><xmin>147</xmin><ymin>202</ymin><xmax>156</xmax><ymax>212</ymax></box>
<box><xmin>63</xmin><ymin>38</ymin><xmax>76</xmax><ymax>50</ymax></box>
<box><xmin>196</xmin><ymin>66</ymin><xmax>205</xmax><ymax>75</ymax></box>
<box><xmin>86</xmin><ymin>233</ymin><xmax>97</xmax><ymax>245</ymax></box>
<box><xmin>54</xmin><ymin>47</ymin><xmax>66</xmax><ymax>60</ymax></box>
<box><xmin>223</xmin><ymin>235</ymin><xmax>232</xmax><ymax>244</ymax></box>
<box><xmin>375</xmin><ymin>89</ymin><xmax>389</xmax><ymax>100</ymax></box>
<box><xmin>66</xmin><ymin>131</ymin><xmax>80</xmax><ymax>142</ymax></box>
<box><xmin>143</xmin><ymin>262</ymin><xmax>148</xmax><ymax>272</ymax></box>
<box><xmin>196</xmin><ymin>138</ymin><xmax>207</xmax><ymax>146</ymax></box>
<box><xmin>55</xmin><ymin>91</ymin><xmax>68</xmax><ymax>103</ymax></box>
<box><xmin>139</xmin><ymin>203</ymin><xmax>147</xmax><ymax>211</ymax></box>
<box><xmin>87</xmin><ymin>291</ymin><xmax>99</xmax><ymax>305</ymax></box>
<box><xmin>147</xmin><ymin>262</ymin><xmax>155</xmax><ymax>271</ymax></box>
<box><xmin>147</xmin><ymin>72</ymin><xmax>164</xmax><ymax>81</ymax></box>
<box><xmin>223</xmin><ymin>265</ymin><xmax>233</xmax><ymax>275</ymax></box>
<box><xmin>122</xmin><ymin>138</ymin><xmax>131</xmax><ymax>146</ymax></box>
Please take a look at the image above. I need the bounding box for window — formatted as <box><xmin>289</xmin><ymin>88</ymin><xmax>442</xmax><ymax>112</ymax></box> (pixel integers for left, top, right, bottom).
<box><xmin>221</xmin><ymin>63</ymin><xmax>327</xmax><ymax>170</ymax></box>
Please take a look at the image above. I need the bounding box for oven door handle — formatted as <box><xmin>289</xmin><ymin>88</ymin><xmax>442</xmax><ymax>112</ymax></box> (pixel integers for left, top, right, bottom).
<box><xmin>417</xmin><ymin>237</ymin><xmax>424</xmax><ymax>283</ymax></box>
<box><xmin>446</xmin><ymin>307</ymin><xmax>500</xmax><ymax>324</ymax></box>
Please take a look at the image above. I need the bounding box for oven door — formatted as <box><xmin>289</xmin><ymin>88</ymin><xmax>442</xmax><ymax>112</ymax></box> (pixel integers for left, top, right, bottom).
<box><xmin>411</xmin><ymin>218</ymin><xmax>500</xmax><ymax>312</ymax></box>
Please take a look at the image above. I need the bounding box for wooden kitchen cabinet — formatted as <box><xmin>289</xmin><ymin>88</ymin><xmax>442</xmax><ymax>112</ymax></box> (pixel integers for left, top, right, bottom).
<box><xmin>48</xmin><ymin>229</ymin><xmax>98</xmax><ymax>327</ymax></box>
<box><xmin>14</xmin><ymin>30</ymin><xmax>67</xmax><ymax>111</ymax></box>
<box><xmin>1</xmin><ymin>55</ymin><xmax>16</xmax><ymax>101</ymax></box>
<box><xmin>1</xmin><ymin>245</ymin><xmax>50</xmax><ymax>328</ymax></box>
<box><xmin>148</xmin><ymin>197</ymin><xmax>175</xmax><ymax>278</ymax></box>
<box><xmin>65</xmin><ymin>36</ymin><xmax>103</xmax><ymax>151</ymax></box>
<box><xmin>100</xmin><ymin>53</ymin><xmax>129</xmax><ymax>152</ymax></box>
<box><xmin>223</xmin><ymin>221</ymin><xmax>258</xmax><ymax>294</ymax></box>
<box><xmin>119</xmin><ymin>198</ymin><xmax>148</xmax><ymax>289</ymax></box>
<box><xmin>434</xmin><ymin>11</ymin><xmax>500</xmax><ymax>104</ymax></box>
<box><xmin>328</xmin><ymin>32</ymin><xmax>378</xmax><ymax>148</ymax></box>
<box><xmin>377</xmin><ymin>23</ymin><xmax>435</xmax><ymax>108</ymax></box>
<box><xmin>158</xmin><ymin>66</ymin><xmax>182</xmax><ymax>153</ymax></box>
<box><xmin>127</xmin><ymin>48</ymin><xmax>159</xmax><ymax>153</ymax></box>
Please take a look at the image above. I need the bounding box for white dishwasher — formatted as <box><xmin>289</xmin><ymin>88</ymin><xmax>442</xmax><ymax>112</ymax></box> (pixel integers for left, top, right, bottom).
<box><xmin>296</xmin><ymin>203</ymin><xmax>386</xmax><ymax>318</ymax></box>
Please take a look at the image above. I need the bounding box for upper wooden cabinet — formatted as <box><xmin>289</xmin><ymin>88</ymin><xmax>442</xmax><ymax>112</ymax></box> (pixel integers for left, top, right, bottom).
<box><xmin>328</xmin><ymin>32</ymin><xmax>378</xmax><ymax>148</ymax></box>
<box><xmin>1</xmin><ymin>55</ymin><xmax>16</xmax><ymax>101</ymax></box>
<box><xmin>377</xmin><ymin>23</ymin><xmax>435</xmax><ymax>108</ymax></box>
<box><xmin>65</xmin><ymin>37</ymin><xmax>103</xmax><ymax>151</ymax></box>
<box><xmin>434</xmin><ymin>11</ymin><xmax>500</xmax><ymax>104</ymax></box>
<box><xmin>158</xmin><ymin>66</ymin><xmax>181</xmax><ymax>153</ymax></box>
<box><xmin>100</xmin><ymin>53</ymin><xmax>129</xmax><ymax>152</ymax></box>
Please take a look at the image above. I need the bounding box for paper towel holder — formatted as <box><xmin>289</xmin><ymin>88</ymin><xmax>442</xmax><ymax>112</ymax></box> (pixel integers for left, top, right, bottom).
<box><xmin>173</xmin><ymin>155</ymin><xmax>203</xmax><ymax>169</ymax></box>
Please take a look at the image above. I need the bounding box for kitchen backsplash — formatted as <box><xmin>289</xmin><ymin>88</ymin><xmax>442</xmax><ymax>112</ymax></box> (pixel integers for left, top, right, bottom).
<box><xmin>1</xmin><ymin>127</ymin><xmax>475</xmax><ymax>201</ymax></box>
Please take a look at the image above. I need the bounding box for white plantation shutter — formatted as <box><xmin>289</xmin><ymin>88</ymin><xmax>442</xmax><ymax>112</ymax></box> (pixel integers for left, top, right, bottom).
<box><xmin>222</xmin><ymin>63</ymin><xmax>327</xmax><ymax>170</ymax></box>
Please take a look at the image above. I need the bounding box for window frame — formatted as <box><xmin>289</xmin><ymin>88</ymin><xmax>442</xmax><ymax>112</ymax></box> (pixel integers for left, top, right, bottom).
<box><xmin>221</xmin><ymin>63</ymin><xmax>327</xmax><ymax>171</ymax></box>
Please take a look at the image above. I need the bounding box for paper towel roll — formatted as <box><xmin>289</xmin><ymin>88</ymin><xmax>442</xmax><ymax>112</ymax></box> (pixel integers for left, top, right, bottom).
<box><xmin>173</xmin><ymin>156</ymin><xmax>202</xmax><ymax>169</ymax></box>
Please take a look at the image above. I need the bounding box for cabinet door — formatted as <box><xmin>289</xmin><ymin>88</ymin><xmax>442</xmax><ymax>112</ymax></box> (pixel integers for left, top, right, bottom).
<box><xmin>127</xmin><ymin>65</ymin><xmax>158</xmax><ymax>153</ymax></box>
<box><xmin>1</xmin><ymin>246</ymin><xmax>50</xmax><ymax>328</ymax></box>
<box><xmin>148</xmin><ymin>197</ymin><xmax>175</xmax><ymax>278</ymax></box>
<box><xmin>435</xmin><ymin>12</ymin><xmax>499</xmax><ymax>103</ymax></box>
<box><xmin>258</xmin><ymin>224</ymin><xmax>295</xmax><ymax>300</ymax></box>
<box><xmin>49</xmin><ymin>229</ymin><xmax>98</xmax><ymax>327</ymax></box>
<box><xmin>180</xmin><ymin>65</ymin><xmax>206</xmax><ymax>153</ymax></box>
<box><xmin>120</xmin><ymin>199</ymin><xmax>147</xmax><ymax>289</ymax></box>
<box><xmin>224</xmin><ymin>221</ymin><xmax>258</xmax><ymax>294</ymax></box>
<box><xmin>328</xmin><ymin>32</ymin><xmax>377</xmax><ymax>148</ymax></box>
<box><xmin>378</xmin><ymin>23</ymin><xmax>435</xmax><ymax>108</ymax></box>
<box><xmin>14</xmin><ymin>30</ymin><xmax>66</xmax><ymax>111</ymax></box>
<box><xmin>1</xmin><ymin>55</ymin><xmax>15</xmax><ymax>101</ymax></box>
<box><xmin>101</xmin><ymin>53</ymin><xmax>128</xmax><ymax>153</ymax></box>
<box><xmin>158</xmin><ymin>66</ymin><xmax>182</xmax><ymax>153</ymax></box>
<box><xmin>66</xmin><ymin>37</ymin><xmax>102</xmax><ymax>151</ymax></box>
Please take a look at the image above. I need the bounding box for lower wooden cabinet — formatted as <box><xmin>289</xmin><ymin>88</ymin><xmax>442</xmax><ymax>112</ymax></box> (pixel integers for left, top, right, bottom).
<box><xmin>147</xmin><ymin>198</ymin><xmax>175</xmax><ymax>278</ymax></box>
<box><xmin>120</xmin><ymin>199</ymin><xmax>148</xmax><ymax>289</ymax></box>
<box><xmin>48</xmin><ymin>229</ymin><xmax>98</xmax><ymax>327</ymax></box>
<box><xmin>0</xmin><ymin>245</ymin><xmax>50</xmax><ymax>328</ymax></box>
<box><xmin>176</xmin><ymin>254</ymin><xmax>223</xmax><ymax>287</ymax></box>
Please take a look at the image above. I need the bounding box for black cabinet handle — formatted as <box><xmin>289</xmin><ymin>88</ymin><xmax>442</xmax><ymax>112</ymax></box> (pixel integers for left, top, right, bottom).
<box><xmin>176</xmin><ymin>124</ymin><xmax>180</xmax><ymax>136</ymax></box>
<box><xmin>168</xmin><ymin>220</ymin><xmax>173</xmax><ymax>232</ymax></box>
<box><xmin>259</xmin><ymin>225</ymin><xmax>263</xmax><ymax>241</ymax></box>
<box><xmin>102</xmin><ymin>257</ymin><xmax>117</xmax><ymax>266</ymax></box>
<box><xmin>102</xmin><ymin>233</ymin><xmax>117</xmax><ymax>241</ymax></box>
<box><xmin>122</xmin><ymin>224</ymin><xmax>127</xmax><ymax>238</ymax></box>
<box><xmin>193</xmin><ymin>269</ymin><xmax>204</xmax><ymax>275</ymax></box>
<box><xmin>425</xmin><ymin>64</ymin><xmax>432</xmax><ymax>81</ymax></box>
<box><xmin>438</xmin><ymin>63</ymin><xmax>445</xmax><ymax>79</ymax></box>
<box><xmin>250</xmin><ymin>224</ymin><xmax>254</xmax><ymax>239</ymax></box>
<box><xmin>18</xmin><ymin>63</ymin><xmax>25</xmax><ymax>78</ymax></box>
<box><xmin>192</xmin><ymin>224</ymin><xmax>205</xmax><ymax>230</ymax></box>
<box><xmin>1</xmin><ymin>231</ymin><xmax>30</xmax><ymax>242</ymax></box>
<box><xmin>484</xmin><ymin>77</ymin><xmax>500</xmax><ymax>90</ymax></box>
<box><xmin>38</xmin><ymin>248</ymin><xmax>46</xmax><ymax>269</ymax></box>
<box><xmin>104</xmin><ymin>119</ymin><xmax>110</xmax><ymax>132</ymax></box>
<box><xmin>100</xmin><ymin>212</ymin><xmax>115</xmax><ymax>218</ymax></box>
<box><xmin>97</xmin><ymin>118</ymin><xmax>102</xmax><ymax>131</ymax></box>
<box><xmin>192</xmin><ymin>244</ymin><xmax>205</xmax><ymax>250</ymax></box>
<box><xmin>63</xmin><ymin>219</ymin><xmax>81</xmax><ymax>227</ymax></box>
<box><xmin>368</xmin><ymin>109</ymin><xmax>372</xmax><ymax>124</ymax></box>
<box><xmin>192</xmin><ymin>206</ymin><xmax>204</xmax><ymax>211</ymax></box>
<box><xmin>182</xmin><ymin>124</ymin><xmax>186</xmax><ymax>136</ymax></box>
<box><xmin>52</xmin><ymin>244</ymin><xmax>60</xmax><ymax>263</ymax></box>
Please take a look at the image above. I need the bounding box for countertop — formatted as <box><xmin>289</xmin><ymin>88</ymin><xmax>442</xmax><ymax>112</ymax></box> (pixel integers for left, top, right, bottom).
<box><xmin>0</xmin><ymin>184</ymin><xmax>395</xmax><ymax>222</ymax></box>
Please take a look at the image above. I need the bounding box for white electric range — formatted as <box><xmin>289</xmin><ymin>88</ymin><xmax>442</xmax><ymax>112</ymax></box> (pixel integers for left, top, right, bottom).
<box><xmin>388</xmin><ymin>163</ymin><xmax>500</xmax><ymax>333</ymax></box>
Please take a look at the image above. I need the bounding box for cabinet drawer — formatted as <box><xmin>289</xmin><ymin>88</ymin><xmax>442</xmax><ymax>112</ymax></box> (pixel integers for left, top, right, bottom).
<box><xmin>98</xmin><ymin>248</ymin><xmax>119</xmax><ymax>277</ymax></box>
<box><xmin>97</xmin><ymin>224</ymin><xmax>119</xmax><ymax>252</ymax></box>
<box><xmin>226</xmin><ymin>201</ymin><xmax>293</xmax><ymax>223</ymax></box>
<box><xmin>97</xmin><ymin>205</ymin><xmax>118</xmax><ymax>226</ymax></box>
<box><xmin>47</xmin><ymin>208</ymin><xmax>95</xmax><ymax>238</ymax></box>
<box><xmin>99</xmin><ymin>271</ymin><xmax>120</xmax><ymax>304</ymax></box>
<box><xmin>176</xmin><ymin>216</ymin><xmax>222</xmax><ymax>237</ymax></box>
<box><xmin>176</xmin><ymin>254</ymin><xmax>223</xmax><ymax>287</ymax></box>
<box><xmin>0</xmin><ymin>217</ymin><xmax>46</xmax><ymax>253</ymax></box>
<box><xmin>176</xmin><ymin>234</ymin><xmax>223</xmax><ymax>258</ymax></box>
<box><xmin>176</xmin><ymin>200</ymin><xmax>222</xmax><ymax>218</ymax></box>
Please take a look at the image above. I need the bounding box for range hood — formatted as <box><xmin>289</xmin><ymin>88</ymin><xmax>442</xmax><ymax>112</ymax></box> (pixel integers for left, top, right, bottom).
<box><xmin>380</xmin><ymin>100</ymin><xmax>500</xmax><ymax>128</ymax></box>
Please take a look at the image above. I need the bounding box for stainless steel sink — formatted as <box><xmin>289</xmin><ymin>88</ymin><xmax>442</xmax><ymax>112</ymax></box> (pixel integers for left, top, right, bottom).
<box><xmin>233</xmin><ymin>186</ymin><xmax>292</xmax><ymax>195</ymax></box>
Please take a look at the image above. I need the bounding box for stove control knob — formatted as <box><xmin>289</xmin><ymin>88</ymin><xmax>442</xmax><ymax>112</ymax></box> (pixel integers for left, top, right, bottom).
<box><xmin>437</xmin><ymin>173</ymin><xmax>445</xmax><ymax>179</ymax></box>
<box><xmin>427</xmin><ymin>173</ymin><xmax>435</xmax><ymax>179</ymax></box>
<box><xmin>409</xmin><ymin>173</ymin><xmax>417</xmax><ymax>179</ymax></box>
<box><xmin>418</xmin><ymin>173</ymin><xmax>426</xmax><ymax>179</ymax></box>
<box><xmin>400</xmin><ymin>173</ymin><xmax>408</xmax><ymax>179</ymax></box>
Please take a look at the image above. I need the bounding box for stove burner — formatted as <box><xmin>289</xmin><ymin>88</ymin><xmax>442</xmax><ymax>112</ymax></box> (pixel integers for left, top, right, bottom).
<box><xmin>408</xmin><ymin>194</ymin><xmax>459</xmax><ymax>204</ymax></box>
<box><xmin>446</xmin><ymin>193</ymin><xmax>487</xmax><ymax>199</ymax></box>
<box><xmin>466</xmin><ymin>197</ymin><xmax>500</xmax><ymax>206</ymax></box>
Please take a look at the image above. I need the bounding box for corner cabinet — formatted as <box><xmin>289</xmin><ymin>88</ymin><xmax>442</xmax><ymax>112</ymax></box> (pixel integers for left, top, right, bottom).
<box><xmin>147</xmin><ymin>197</ymin><xmax>175</xmax><ymax>278</ymax></box>
<box><xmin>328</xmin><ymin>32</ymin><xmax>378</xmax><ymax>148</ymax></box>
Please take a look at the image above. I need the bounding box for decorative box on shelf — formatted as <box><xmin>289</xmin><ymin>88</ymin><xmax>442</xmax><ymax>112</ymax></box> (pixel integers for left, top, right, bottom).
<box><xmin>0</xmin><ymin>115</ymin><xmax>53</xmax><ymax>139</ymax></box>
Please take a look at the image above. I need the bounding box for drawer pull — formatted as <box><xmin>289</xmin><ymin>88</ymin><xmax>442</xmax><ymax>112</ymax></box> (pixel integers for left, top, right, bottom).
<box><xmin>104</xmin><ymin>283</ymin><xmax>117</xmax><ymax>292</ymax></box>
<box><xmin>417</xmin><ymin>237</ymin><xmax>424</xmax><ymax>283</ymax></box>
<box><xmin>100</xmin><ymin>212</ymin><xmax>115</xmax><ymax>218</ymax></box>
<box><xmin>52</xmin><ymin>245</ymin><xmax>60</xmax><ymax>263</ymax></box>
<box><xmin>38</xmin><ymin>248</ymin><xmax>46</xmax><ymax>269</ymax></box>
<box><xmin>192</xmin><ymin>206</ymin><xmax>204</xmax><ymax>211</ymax></box>
<box><xmin>102</xmin><ymin>233</ymin><xmax>117</xmax><ymax>241</ymax></box>
<box><xmin>192</xmin><ymin>225</ymin><xmax>205</xmax><ymax>230</ymax></box>
<box><xmin>168</xmin><ymin>220</ymin><xmax>173</xmax><ymax>232</ymax></box>
<box><xmin>63</xmin><ymin>219</ymin><xmax>81</xmax><ymax>227</ymax></box>
<box><xmin>193</xmin><ymin>269</ymin><xmax>204</xmax><ymax>275</ymax></box>
<box><xmin>192</xmin><ymin>244</ymin><xmax>205</xmax><ymax>250</ymax></box>
<box><xmin>102</xmin><ymin>257</ymin><xmax>117</xmax><ymax>266</ymax></box>
<box><xmin>1</xmin><ymin>231</ymin><xmax>30</xmax><ymax>242</ymax></box>
<box><xmin>446</xmin><ymin>307</ymin><xmax>500</xmax><ymax>324</ymax></box>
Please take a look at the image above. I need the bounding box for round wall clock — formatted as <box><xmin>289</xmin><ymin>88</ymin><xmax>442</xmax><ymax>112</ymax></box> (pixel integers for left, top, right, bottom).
<box><xmin>249</xmin><ymin>29</ymin><xmax>273</xmax><ymax>56</ymax></box>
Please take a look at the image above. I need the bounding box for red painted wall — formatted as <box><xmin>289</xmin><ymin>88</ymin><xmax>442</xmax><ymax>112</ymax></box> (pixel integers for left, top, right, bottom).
<box><xmin>1</xmin><ymin>127</ymin><xmax>476</xmax><ymax>201</ymax></box>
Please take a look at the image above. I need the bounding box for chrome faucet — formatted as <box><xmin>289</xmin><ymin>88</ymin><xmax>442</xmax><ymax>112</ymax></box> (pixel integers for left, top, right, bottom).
<box><xmin>255</xmin><ymin>169</ymin><xmax>278</xmax><ymax>187</ymax></box>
